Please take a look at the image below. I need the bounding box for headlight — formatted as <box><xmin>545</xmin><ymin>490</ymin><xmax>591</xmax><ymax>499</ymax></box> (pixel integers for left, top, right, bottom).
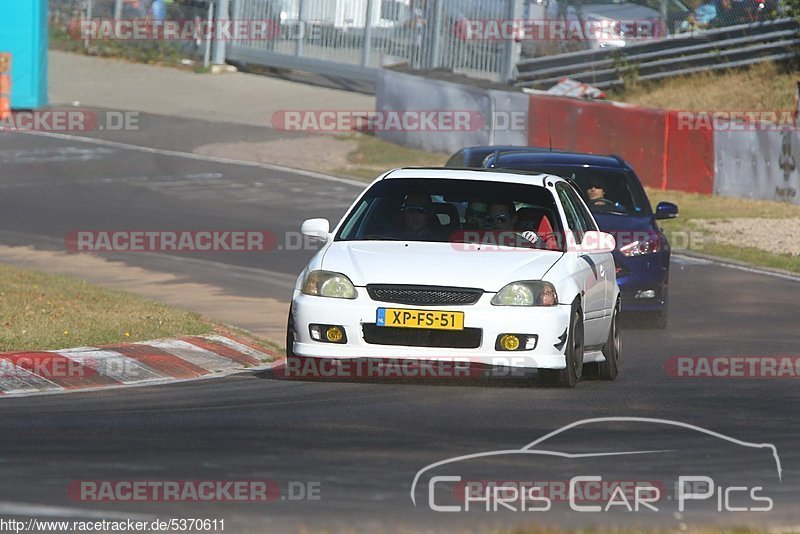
<box><xmin>302</xmin><ymin>270</ymin><xmax>357</xmax><ymax>299</ymax></box>
<box><xmin>620</xmin><ymin>235</ymin><xmax>662</xmax><ymax>256</ymax></box>
<box><xmin>491</xmin><ymin>281</ymin><xmax>558</xmax><ymax>307</ymax></box>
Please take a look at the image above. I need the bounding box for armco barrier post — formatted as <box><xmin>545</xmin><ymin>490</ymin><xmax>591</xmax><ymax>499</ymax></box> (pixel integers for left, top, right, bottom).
<box><xmin>0</xmin><ymin>53</ymin><xmax>10</xmax><ymax>119</ymax></box>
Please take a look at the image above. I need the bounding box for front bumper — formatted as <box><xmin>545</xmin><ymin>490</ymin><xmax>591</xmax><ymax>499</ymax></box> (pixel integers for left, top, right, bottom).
<box><xmin>290</xmin><ymin>290</ymin><xmax>572</xmax><ymax>369</ymax></box>
<box><xmin>616</xmin><ymin>251</ymin><xmax>669</xmax><ymax>313</ymax></box>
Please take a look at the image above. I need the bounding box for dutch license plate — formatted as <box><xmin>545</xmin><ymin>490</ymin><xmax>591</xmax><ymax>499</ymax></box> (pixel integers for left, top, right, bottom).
<box><xmin>376</xmin><ymin>308</ymin><xmax>464</xmax><ymax>330</ymax></box>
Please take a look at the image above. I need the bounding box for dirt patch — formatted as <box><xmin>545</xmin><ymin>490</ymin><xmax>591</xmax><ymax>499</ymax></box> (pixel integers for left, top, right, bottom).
<box><xmin>0</xmin><ymin>245</ymin><xmax>289</xmax><ymax>347</ymax></box>
<box><xmin>194</xmin><ymin>135</ymin><xmax>357</xmax><ymax>175</ymax></box>
<box><xmin>693</xmin><ymin>218</ymin><xmax>800</xmax><ymax>256</ymax></box>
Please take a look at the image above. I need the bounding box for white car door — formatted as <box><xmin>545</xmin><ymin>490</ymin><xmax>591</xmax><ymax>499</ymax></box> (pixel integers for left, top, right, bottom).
<box><xmin>568</xmin><ymin>186</ymin><xmax>616</xmax><ymax>318</ymax></box>
<box><xmin>555</xmin><ymin>183</ymin><xmax>608</xmax><ymax>347</ymax></box>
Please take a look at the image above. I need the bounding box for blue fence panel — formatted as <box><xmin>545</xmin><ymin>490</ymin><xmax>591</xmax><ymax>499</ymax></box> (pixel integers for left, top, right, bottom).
<box><xmin>0</xmin><ymin>0</ymin><xmax>49</xmax><ymax>108</ymax></box>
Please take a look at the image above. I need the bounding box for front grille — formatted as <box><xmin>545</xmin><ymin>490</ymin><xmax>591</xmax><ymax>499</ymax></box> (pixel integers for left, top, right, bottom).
<box><xmin>366</xmin><ymin>285</ymin><xmax>483</xmax><ymax>306</ymax></box>
<box><xmin>362</xmin><ymin>324</ymin><xmax>482</xmax><ymax>348</ymax></box>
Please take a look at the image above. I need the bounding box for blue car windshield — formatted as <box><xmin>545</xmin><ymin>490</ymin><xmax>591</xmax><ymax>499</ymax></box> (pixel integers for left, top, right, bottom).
<box><xmin>500</xmin><ymin>167</ymin><xmax>651</xmax><ymax>216</ymax></box>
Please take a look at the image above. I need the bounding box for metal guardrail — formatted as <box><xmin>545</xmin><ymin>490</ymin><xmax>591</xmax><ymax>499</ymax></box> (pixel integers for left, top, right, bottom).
<box><xmin>515</xmin><ymin>17</ymin><xmax>800</xmax><ymax>89</ymax></box>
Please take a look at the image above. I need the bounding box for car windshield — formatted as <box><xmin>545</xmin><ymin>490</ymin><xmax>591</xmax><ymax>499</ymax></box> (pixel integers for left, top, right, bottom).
<box><xmin>497</xmin><ymin>166</ymin><xmax>650</xmax><ymax>216</ymax></box>
<box><xmin>335</xmin><ymin>177</ymin><xmax>563</xmax><ymax>249</ymax></box>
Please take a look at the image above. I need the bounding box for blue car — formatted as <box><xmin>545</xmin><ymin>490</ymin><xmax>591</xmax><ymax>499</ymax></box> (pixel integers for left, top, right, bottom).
<box><xmin>448</xmin><ymin>147</ymin><xmax>678</xmax><ymax>328</ymax></box>
<box><xmin>445</xmin><ymin>145</ymin><xmax>551</xmax><ymax>169</ymax></box>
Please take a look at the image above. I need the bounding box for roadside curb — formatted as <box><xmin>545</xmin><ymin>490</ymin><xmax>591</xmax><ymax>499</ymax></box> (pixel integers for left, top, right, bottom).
<box><xmin>0</xmin><ymin>334</ymin><xmax>281</xmax><ymax>398</ymax></box>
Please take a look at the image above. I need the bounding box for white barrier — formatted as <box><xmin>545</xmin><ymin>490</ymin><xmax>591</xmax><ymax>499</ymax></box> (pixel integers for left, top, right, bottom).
<box><xmin>714</xmin><ymin>129</ymin><xmax>800</xmax><ymax>204</ymax></box>
<box><xmin>376</xmin><ymin>70</ymin><xmax>528</xmax><ymax>154</ymax></box>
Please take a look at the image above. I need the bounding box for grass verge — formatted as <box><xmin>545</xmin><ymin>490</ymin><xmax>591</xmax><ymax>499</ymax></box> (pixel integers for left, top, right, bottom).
<box><xmin>646</xmin><ymin>187</ymin><xmax>800</xmax><ymax>274</ymax></box>
<box><xmin>609</xmin><ymin>61</ymin><xmax>798</xmax><ymax>111</ymax></box>
<box><xmin>333</xmin><ymin>133</ymin><xmax>450</xmax><ymax>181</ymax></box>
<box><xmin>0</xmin><ymin>263</ymin><xmax>215</xmax><ymax>352</ymax></box>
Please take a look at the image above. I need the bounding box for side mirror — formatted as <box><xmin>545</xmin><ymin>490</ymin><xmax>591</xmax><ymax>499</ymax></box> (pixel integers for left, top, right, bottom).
<box><xmin>301</xmin><ymin>218</ymin><xmax>331</xmax><ymax>242</ymax></box>
<box><xmin>654</xmin><ymin>201</ymin><xmax>679</xmax><ymax>220</ymax></box>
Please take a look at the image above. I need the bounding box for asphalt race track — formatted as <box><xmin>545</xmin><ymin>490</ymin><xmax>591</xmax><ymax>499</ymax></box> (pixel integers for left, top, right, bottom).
<box><xmin>1</xmin><ymin>114</ymin><xmax>800</xmax><ymax>532</ymax></box>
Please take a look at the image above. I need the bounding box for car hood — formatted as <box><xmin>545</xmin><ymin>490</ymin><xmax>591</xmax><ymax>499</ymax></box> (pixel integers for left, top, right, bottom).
<box><xmin>321</xmin><ymin>241</ymin><xmax>562</xmax><ymax>292</ymax></box>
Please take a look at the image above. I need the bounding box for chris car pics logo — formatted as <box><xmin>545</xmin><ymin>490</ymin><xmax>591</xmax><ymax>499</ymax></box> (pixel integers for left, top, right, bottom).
<box><xmin>410</xmin><ymin>417</ymin><xmax>781</xmax><ymax>514</ymax></box>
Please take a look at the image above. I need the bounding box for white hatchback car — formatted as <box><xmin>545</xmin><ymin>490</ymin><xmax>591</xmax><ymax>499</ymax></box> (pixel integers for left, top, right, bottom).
<box><xmin>287</xmin><ymin>168</ymin><xmax>620</xmax><ymax>387</ymax></box>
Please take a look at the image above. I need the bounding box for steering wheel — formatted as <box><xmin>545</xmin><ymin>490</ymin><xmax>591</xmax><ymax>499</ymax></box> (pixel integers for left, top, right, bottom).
<box><xmin>591</xmin><ymin>198</ymin><xmax>616</xmax><ymax>207</ymax></box>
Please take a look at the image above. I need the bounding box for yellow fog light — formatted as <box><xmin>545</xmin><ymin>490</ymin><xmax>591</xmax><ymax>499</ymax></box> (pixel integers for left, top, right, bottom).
<box><xmin>499</xmin><ymin>334</ymin><xmax>520</xmax><ymax>351</ymax></box>
<box><xmin>326</xmin><ymin>326</ymin><xmax>344</xmax><ymax>343</ymax></box>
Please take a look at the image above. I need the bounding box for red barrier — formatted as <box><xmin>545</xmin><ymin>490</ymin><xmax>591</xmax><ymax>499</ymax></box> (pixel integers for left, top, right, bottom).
<box><xmin>527</xmin><ymin>94</ymin><xmax>714</xmax><ymax>193</ymax></box>
<box><xmin>664</xmin><ymin>110</ymin><xmax>714</xmax><ymax>194</ymax></box>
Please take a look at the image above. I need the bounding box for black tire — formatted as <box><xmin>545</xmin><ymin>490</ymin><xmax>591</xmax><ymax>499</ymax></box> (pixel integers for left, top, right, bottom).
<box><xmin>596</xmin><ymin>302</ymin><xmax>621</xmax><ymax>380</ymax></box>
<box><xmin>285</xmin><ymin>306</ymin><xmax>295</xmax><ymax>358</ymax></box>
<box><xmin>285</xmin><ymin>306</ymin><xmax>304</xmax><ymax>379</ymax></box>
<box><xmin>540</xmin><ymin>307</ymin><xmax>584</xmax><ymax>388</ymax></box>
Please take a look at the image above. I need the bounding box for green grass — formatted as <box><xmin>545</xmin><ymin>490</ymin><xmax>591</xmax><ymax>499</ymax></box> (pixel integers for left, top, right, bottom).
<box><xmin>0</xmin><ymin>263</ymin><xmax>214</xmax><ymax>352</ymax></box>
<box><xmin>646</xmin><ymin>187</ymin><xmax>800</xmax><ymax>274</ymax></box>
<box><xmin>333</xmin><ymin>133</ymin><xmax>450</xmax><ymax>181</ymax></box>
<box><xmin>646</xmin><ymin>187</ymin><xmax>800</xmax><ymax>220</ymax></box>
<box><xmin>609</xmin><ymin>61</ymin><xmax>799</xmax><ymax>112</ymax></box>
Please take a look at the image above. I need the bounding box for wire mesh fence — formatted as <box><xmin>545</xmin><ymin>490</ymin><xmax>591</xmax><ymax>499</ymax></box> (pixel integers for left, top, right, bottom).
<box><xmin>229</xmin><ymin>0</ymin><xmax>516</xmax><ymax>81</ymax></box>
<box><xmin>49</xmin><ymin>0</ymin><xmax>790</xmax><ymax>83</ymax></box>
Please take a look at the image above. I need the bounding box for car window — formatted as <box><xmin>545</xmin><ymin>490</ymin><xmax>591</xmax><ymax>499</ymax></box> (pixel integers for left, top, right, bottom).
<box><xmin>335</xmin><ymin>178</ymin><xmax>563</xmax><ymax>249</ymax></box>
<box><xmin>556</xmin><ymin>183</ymin><xmax>587</xmax><ymax>243</ymax></box>
<box><xmin>445</xmin><ymin>151</ymin><xmax>465</xmax><ymax>168</ymax></box>
<box><xmin>566</xmin><ymin>185</ymin><xmax>598</xmax><ymax>232</ymax></box>
<box><xmin>498</xmin><ymin>164</ymin><xmax>651</xmax><ymax>216</ymax></box>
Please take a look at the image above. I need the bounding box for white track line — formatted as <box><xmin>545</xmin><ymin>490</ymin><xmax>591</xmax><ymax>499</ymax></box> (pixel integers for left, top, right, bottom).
<box><xmin>0</xmin><ymin>501</ymin><xmax>155</xmax><ymax>520</ymax></box>
<box><xmin>12</xmin><ymin>130</ymin><xmax>367</xmax><ymax>188</ymax></box>
<box><xmin>673</xmin><ymin>253</ymin><xmax>800</xmax><ymax>283</ymax></box>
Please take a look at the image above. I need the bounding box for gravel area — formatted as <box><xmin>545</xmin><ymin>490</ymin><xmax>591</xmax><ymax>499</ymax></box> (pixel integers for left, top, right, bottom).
<box><xmin>692</xmin><ymin>218</ymin><xmax>800</xmax><ymax>256</ymax></box>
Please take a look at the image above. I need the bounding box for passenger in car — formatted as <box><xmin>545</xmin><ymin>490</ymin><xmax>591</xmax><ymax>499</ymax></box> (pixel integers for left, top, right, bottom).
<box><xmin>486</xmin><ymin>201</ymin><xmax>517</xmax><ymax>232</ymax></box>
<box><xmin>515</xmin><ymin>206</ymin><xmax>560</xmax><ymax>251</ymax></box>
<box><xmin>464</xmin><ymin>200</ymin><xmax>488</xmax><ymax>230</ymax></box>
<box><xmin>396</xmin><ymin>194</ymin><xmax>440</xmax><ymax>240</ymax></box>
